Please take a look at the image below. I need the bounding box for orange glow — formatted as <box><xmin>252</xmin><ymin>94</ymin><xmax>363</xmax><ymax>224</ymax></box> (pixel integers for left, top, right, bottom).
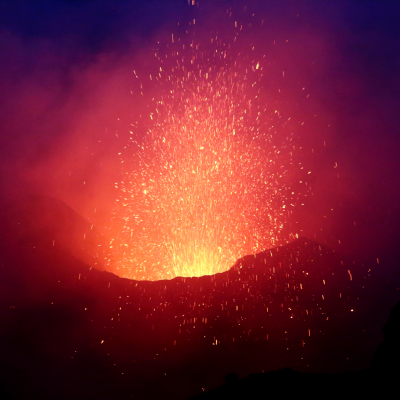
<box><xmin>108</xmin><ymin>23</ymin><xmax>295</xmax><ymax>280</ymax></box>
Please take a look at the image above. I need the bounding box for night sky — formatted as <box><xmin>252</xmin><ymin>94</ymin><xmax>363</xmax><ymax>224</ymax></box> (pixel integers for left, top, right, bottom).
<box><xmin>1</xmin><ymin>0</ymin><xmax>400</xmax><ymax>277</ymax></box>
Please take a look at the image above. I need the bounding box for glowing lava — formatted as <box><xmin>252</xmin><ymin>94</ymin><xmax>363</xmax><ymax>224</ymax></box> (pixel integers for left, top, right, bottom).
<box><xmin>110</xmin><ymin>18</ymin><xmax>295</xmax><ymax>280</ymax></box>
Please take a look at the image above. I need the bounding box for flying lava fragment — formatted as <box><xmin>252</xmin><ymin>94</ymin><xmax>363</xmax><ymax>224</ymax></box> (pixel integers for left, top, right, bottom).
<box><xmin>109</xmin><ymin>12</ymin><xmax>298</xmax><ymax>280</ymax></box>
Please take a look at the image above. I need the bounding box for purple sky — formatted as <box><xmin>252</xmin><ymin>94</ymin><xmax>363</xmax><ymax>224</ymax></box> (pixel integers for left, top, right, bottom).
<box><xmin>0</xmin><ymin>0</ymin><xmax>399</xmax><ymax>274</ymax></box>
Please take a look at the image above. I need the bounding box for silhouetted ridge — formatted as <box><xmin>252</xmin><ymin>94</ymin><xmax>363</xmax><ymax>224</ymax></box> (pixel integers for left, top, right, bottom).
<box><xmin>0</xmin><ymin>195</ymin><xmax>108</xmax><ymax>271</ymax></box>
<box><xmin>231</xmin><ymin>236</ymin><xmax>333</xmax><ymax>270</ymax></box>
<box><xmin>371</xmin><ymin>301</ymin><xmax>400</xmax><ymax>373</ymax></box>
<box><xmin>0</xmin><ymin>207</ymin><xmax>397</xmax><ymax>399</ymax></box>
<box><xmin>190</xmin><ymin>301</ymin><xmax>400</xmax><ymax>399</ymax></box>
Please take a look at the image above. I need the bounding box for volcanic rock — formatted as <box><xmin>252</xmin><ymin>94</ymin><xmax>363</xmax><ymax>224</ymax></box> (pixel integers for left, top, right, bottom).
<box><xmin>0</xmin><ymin>197</ymin><xmax>398</xmax><ymax>399</ymax></box>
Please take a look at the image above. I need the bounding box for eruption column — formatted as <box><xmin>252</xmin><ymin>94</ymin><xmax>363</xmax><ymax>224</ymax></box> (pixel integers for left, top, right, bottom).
<box><xmin>110</xmin><ymin>23</ymin><xmax>294</xmax><ymax>280</ymax></box>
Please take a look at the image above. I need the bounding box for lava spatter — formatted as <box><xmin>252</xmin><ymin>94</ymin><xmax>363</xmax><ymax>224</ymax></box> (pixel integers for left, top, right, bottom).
<box><xmin>110</xmin><ymin>16</ymin><xmax>297</xmax><ymax>280</ymax></box>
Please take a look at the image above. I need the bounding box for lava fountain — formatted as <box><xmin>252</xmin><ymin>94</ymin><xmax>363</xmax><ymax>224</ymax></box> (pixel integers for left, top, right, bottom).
<box><xmin>109</xmin><ymin>13</ymin><xmax>297</xmax><ymax>280</ymax></box>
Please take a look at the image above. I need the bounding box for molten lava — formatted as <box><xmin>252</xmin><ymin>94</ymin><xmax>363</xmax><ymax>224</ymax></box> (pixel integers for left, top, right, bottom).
<box><xmin>109</xmin><ymin>19</ymin><xmax>295</xmax><ymax>280</ymax></box>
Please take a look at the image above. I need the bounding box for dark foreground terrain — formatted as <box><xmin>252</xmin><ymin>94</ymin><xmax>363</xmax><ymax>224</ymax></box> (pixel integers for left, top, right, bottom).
<box><xmin>191</xmin><ymin>301</ymin><xmax>400</xmax><ymax>399</ymax></box>
<box><xmin>0</xmin><ymin>196</ymin><xmax>398</xmax><ymax>399</ymax></box>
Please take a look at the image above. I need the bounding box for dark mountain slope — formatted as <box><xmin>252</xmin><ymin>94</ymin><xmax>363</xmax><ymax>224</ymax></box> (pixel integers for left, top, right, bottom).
<box><xmin>0</xmin><ymin>197</ymin><xmax>398</xmax><ymax>399</ymax></box>
<box><xmin>190</xmin><ymin>300</ymin><xmax>400</xmax><ymax>400</ymax></box>
<box><xmin>0</xmin><ymin>195</ymin><xmax>108</xmax><ymax>271</ymax></box>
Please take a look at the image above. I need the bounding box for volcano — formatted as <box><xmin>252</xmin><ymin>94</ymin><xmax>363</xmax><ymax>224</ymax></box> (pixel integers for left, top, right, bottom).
<box><xmin>0</xmin><ymin>197</ymin><xmax>398</xmax><ymax>399</ymax></box>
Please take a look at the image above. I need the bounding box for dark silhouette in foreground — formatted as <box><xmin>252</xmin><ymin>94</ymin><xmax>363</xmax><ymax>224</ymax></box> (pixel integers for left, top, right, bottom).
<box><xmin>371</xmin><ymin>301</ymin><xmax>400</xmax><ymax>373</ymax></box>
<box><xmin>190</xmin><ymin>301</ymin><xmax>400</xmax><ymax>399</ymax></box>
<box><xmin>0</xmin><ymin>196</ymin><xmax>398</xmax><ymax>399</ymax></box>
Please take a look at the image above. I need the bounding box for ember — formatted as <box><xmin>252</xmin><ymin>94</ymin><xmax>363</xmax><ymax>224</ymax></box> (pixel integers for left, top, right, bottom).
<box><xmin>109</xmin><ymin>11</ymin><xmax>301</xmax><ymax>280</ymax></box>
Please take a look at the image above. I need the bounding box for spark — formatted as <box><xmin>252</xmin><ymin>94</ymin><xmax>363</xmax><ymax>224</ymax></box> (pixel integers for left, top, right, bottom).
<box><xmin>109</xmin><ymin>14</ymin><xmax>297</xmax><ymax>281</ymax></box>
